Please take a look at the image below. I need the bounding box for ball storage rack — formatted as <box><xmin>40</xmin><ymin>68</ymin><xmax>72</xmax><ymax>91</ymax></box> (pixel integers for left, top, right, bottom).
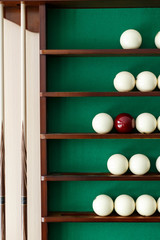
<box><xmin>2</xmin><ymin>0</ymin><xmax>160</xmax><ymax>240</ymax></box>
<box><xmin>39</xmin><ymin>1</ymin><xmax>160</xmax><ymax>240</ymax></box>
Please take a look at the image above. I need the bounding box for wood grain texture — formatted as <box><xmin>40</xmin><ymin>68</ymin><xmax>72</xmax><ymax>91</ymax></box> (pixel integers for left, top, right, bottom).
<box><xmin>40</xmin><ymin>91</ymin><xmax>160</xmax><ymax>97</ymax></box>
<box><xmin>42</xmin><ymin>212</ymin><xmax>160</xmax><ymax>223</ymax></box>
<box><xmin>21</xmin><ymin>124</ymin><xmax>27</xmax><ymax>198</ymax></box>
<box><xmin>41</xmin><ymin>172</ymin><xmax>160</xmax><ymax>181</ymax></box>
<box><xmin>0</xmin><ymin>123</ymin><xmax>5</xmax><ymax>240</ymax></box>
<box><xmin>21</xmin><ymin>3</ymin><xmax>27</xmax><ymax>239</ymax></box>
<box><xmin>0</xmin><ymin>3</ymin><xmax>5</xmax><ymax>240</ymax></box>
<box><xmin>40</xmin><ymin>49</ymin><xmax>160</xmax><ymax>56</ymax></box>
<box><xmin>40</xmin><ymin>133</ymin><xmax>160</xmax><ymax>139</ymax></box>
<box><xmin>21</xmin><ymin>123</ymin><xmax>27</xmax><ymax>240</ymax></box>
<box><xmin>0</xmin><ymin>204</ymin><xmax>5</xmax><ymax>240</ymax></box>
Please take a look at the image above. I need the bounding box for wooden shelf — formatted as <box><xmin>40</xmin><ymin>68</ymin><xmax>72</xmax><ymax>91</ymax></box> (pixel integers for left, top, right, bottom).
<box><xmin>41</xmin><ymin>173</ymin><xmax>160</xmax><ymax>181</ymax></box>
<box><xmin>3</xmin><ymin>0</ymin><xmax>160</xmax><ymax>8</ymax></box>
<box><xmin>40</xmin><ymin>133</ymin><xmax>160</xmax><ymax>140</ymax></box>
<box><xmin>40</xmin><ymin>49</ymin><xmax>160</xmax><ymax>57</ymax></box>
<box><xmin>40</xmin><ymin>91</ymin><xmax>160</xmax><ymax>97</ymax></box>
<box><xmin>42</xmin><ymin>212</ymin><xmax>160</xmax><ymax>223</ymax></box>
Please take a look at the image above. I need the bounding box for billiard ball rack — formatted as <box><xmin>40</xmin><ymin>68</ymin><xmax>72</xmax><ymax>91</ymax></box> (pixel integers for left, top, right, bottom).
<box><xmin>39</xmin><ymin>1</ymin><xmax>160</xmax><ymax>240</ymax></box>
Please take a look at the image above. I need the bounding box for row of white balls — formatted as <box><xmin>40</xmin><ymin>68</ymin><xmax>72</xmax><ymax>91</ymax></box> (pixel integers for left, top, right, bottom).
<box><xmin>114</xmin><ymin>71</ymin><xmax>159</xmax><ymax>92</ymax></box>
<box><xmin>92</xmin><ymin>112</ymin><xmax>159</xmax><ymax>134</ymax></box>
<box><xmin>120</xmin><ymin>29</ymin><xmax>160</xmax><ymax>49</ymax></box>
<box><xmin>107</xmin><ymin>154</ymin><xmax>160</xmax><ymax>175</ymax></box>
<box><xmin>93</xmin><ymin>194</ymin><xmax>159</xmax><ymax>217</ymax></box>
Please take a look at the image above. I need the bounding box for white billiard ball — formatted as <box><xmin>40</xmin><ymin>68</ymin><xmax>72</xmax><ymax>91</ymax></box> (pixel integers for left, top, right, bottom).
<box><xmin>157</xmin><ymin>197</ymin><xmax>160</xmax><ymax>213</ymax></box>
<box><xmin>107</xmin><ymin>154</ymin><xmax>128</xmax><ymax>175</ymax></box>
<box><xmin>157</xmin><ymin>116</ymin><xmax>160</xmax><ymax>131</ymax></box>
<box><xmin>136</xmin><ymin>113</ymin><xmax>157</xmax><ymax>134</ymax></box>
<box><xmin>129</xmin><ymin>154</ymin><xmax>150</xmax><ymax>175</ymax></box>
<box><xmin>156</xmin><ymin>156</ymin><xmax>160</xmax><ymax>173</ymax></box>
<box><xmin>92</xmin><ymin>113</ymin><xmax>113</xmax><ymax>134</ymax></box>
<box><xmin>92</xmin><ymin>194</ymin><xmax>114</xmax><ymax>216</ymax></box>
<box><xmin>114</xmin><ymin>194</ymin><xmax>135</xmax><ymax>216</ymax></box>
<box><xmin>136</xmin><ymin>195</ymin><xmax>157</xmax><ymax>216</ymax></box>
<box><xmin>155</xmin><ymin>32</ymin><xmax>160</xmax><ymax>49</ymax></box>
<box><xmin>158</xmin><ymin>75</ymin><xmax>160</xmax><ymax>89</ymax></box>
<box><xmin>120</xmin><ymin>29</ymin><xmax>142</xmax><ymax>49</ymax></box>
<box><xmin>136</xmin><ymin>71</ymin><xmax>157</xmax><ymax>92</ymax></box>
<box><xmin>114</xmin><ymin>71</ymin><xmax>135</xmax><ymax>92</ymax></box>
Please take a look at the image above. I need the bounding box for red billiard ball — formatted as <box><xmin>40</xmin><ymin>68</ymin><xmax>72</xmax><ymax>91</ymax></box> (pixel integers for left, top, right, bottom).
<box><xmin>114</xmin><ymin>113</ymin><xmax>135</xmax><ymax>133</ymax></box>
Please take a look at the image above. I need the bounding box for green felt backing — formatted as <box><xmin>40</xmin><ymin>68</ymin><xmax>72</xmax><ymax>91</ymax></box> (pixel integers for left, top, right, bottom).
<box><xmin>47</xmin><ymin>56</ymin><xmax>160</xmax><ymax>92</ymax></box>
<box><xmin>48</xmin><ymin>223</ymin><xmax>160</xmax><ymax>240</ymax></box>
<box><xmin>46</xmin><ymin>7</ymin><xmax>160</xmax><ymax>240</ymax></box>
<box><xmin>48</xmin><ymin>181</ymin><xmax>160</xmax><ymax>212</ymax></box>
<box><xmin>47</xmin><ymin>139</ymin><xmax>159</xmax><ymax>173</ymax></box>
<box><xmin>47</xmin><ymin>8</ymin><xmax>160</xmax><ymax>49</ymax></box>
<box><xmin>47</xmin><ymin>96</ymin><xmax>160</xmax><ymax>133</ymax></box>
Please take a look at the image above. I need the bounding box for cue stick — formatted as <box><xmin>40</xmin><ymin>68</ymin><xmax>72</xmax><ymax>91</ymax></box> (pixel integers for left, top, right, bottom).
<box><xmin>21</xmin><ymin>2</ymin><xmax>27</xmax><ymax>240</ymax></box>
<box><xmin>0</xmin><ymin>3</ymin><xmax>5</xmax><ymax>240</ymax></box>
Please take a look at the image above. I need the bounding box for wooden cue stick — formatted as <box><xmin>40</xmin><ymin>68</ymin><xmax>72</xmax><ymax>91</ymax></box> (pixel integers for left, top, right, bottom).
<box><xmin>21</xmin><ymin>2</ymin><xmax>27</xmax><ymax>240</ymax></box>
<box><xmin>0</xmin><ymin>3</ymin><xmax>5</xmax><ymax>240</ymax></box>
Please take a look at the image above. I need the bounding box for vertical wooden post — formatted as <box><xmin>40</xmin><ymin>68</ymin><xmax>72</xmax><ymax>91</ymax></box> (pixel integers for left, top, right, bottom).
<box><xmin>21</xmin><ymin>2</ymin><xmax>27</xmax><ymax>240</ymax></box>
<box><xmin>0</xmin><ymin>3</ymin><xmax>5</xmax><ymax>240</ymax></box>
<box><xmin>40</xmin><ymin>4</ymin><xmax>48</xmax><ymax>240</ymax></box>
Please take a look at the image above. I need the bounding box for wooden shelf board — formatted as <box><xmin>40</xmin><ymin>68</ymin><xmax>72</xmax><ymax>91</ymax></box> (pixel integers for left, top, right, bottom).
<box><xmin>41</xmin><ymin>173</ymin><xmax>160</xmax><ymax>181</ymax></box>
<box><xmin>3</xmin><ymin>0</ymin><xmax>160</xmax><ymax>8</ymax></box>
<box><xmin>40</xmin><ymin>133</ymin><xmax>160</xmax><ymax>139</ymax></box>
<box><xmin>40</xmin><ymin>49</ymin><xmax>160</xmax><ymax>56</ymax></box>
<box><xmin>40</xmin><ymin>91</ymin><xmax>160</xmax><ymax>97</ymax></box>
<box><xmin>42</xmin><ymin>212</ymin><xmax>160</xmax><ymax>223</ymax></box>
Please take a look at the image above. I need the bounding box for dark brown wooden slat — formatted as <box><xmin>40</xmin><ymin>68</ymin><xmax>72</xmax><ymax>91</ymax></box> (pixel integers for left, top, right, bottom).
<box><xmin>40</xmin><ymin>49</ymin><xmax>160</xmax><ymax>56</ymax></box>
<box><xmin>41</xmin><ymin>173</ymin><xmax>160</xmax><ymax>181</ymax></box>
<box><xmin>4</xmin><ymin>6</ymin><xmax>39</xmax><ymax>33</ymax></box>
<box><xmin>42</xmin><ymin>212</ymin><xmax>160</xmax><ymax>223</ymax></box>
<box><xmin>40</xmin><ymin>91</ymin><xmax>160</xmax><ymax>97</ymax></box>
<box><xmin>3</xmin><ymin>0</ymin><xmax>160</xmax><ymax>8</ymax></box>
<box><xmin>42</xmin><ymin>223</ymin><xmax>48</xmax><ymax>240</ymax></box>
<box><xmin>40</xmin><ymin>4</ymin><xmax>48</xmax><ymax>240</ymax></box>
<box><xmin>40</xmin><ymin>133</ymin><xmax>160</xmax><ymax>139</ymax></box>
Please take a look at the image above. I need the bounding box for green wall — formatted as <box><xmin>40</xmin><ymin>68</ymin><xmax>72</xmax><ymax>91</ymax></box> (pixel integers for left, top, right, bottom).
<box><xmin>46</xmin><ymin>7</ymin><xmax>160</xmax><ymax>240</ymax></box>
<box><xmin>47</xmin><ymin>56</ymin><xmax>160</xmax><ymax>92</ymax></box>
<box><xmin>47</xmin><ymin>139</ymin><xmax>159</xmax><ymax>173</ymax></box>
<box><xmin>47</xmin><ymin>8</ymin><xmax>160</xmax><ymax>49</ymax></box>
<box><xmin>48</xmin><ymin>222</ymin><xmax>160</xmax><ymax>240</ymax></box>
